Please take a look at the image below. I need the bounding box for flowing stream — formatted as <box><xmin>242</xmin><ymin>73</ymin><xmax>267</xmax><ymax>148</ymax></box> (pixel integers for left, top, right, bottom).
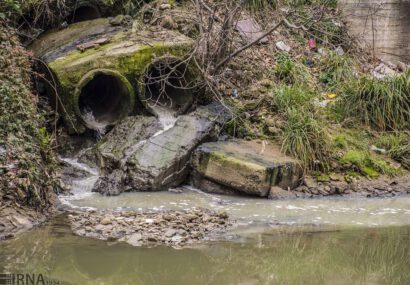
<box><xmin>2</xmin><ymin>110</ymin><xmax>410</xmax><ymax>284</ymax></box>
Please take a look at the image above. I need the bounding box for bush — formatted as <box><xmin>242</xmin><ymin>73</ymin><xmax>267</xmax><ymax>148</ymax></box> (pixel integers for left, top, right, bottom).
<box><xmin>339</xmin><ymin>71</ymin><xmax>410</xmax><ymax>131</ymax></box>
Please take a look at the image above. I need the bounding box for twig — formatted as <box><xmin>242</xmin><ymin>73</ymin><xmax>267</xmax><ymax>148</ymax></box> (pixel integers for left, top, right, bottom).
<box><xmin>213</xmin><ymin>19</ymin><xmax>284</xmax><ymax>73</ymax></box>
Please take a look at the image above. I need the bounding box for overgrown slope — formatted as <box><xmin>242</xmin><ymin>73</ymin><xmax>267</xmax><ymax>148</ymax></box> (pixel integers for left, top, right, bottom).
<box><xmin>0</xmin><ymin>24</ymin><xmax>56</xmax><ymax>214</ymax></box>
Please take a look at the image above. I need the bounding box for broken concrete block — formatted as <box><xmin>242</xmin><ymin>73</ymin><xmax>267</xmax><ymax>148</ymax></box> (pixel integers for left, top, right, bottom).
<box><xmin>92</xmin><ymin>103</ymin><xmax>230</xmax><ymax>195</ymax></box>
<box><xmin>191</xmin><ymin>140</ymin><xmax>303</xmax><ymax>197</ymax></box>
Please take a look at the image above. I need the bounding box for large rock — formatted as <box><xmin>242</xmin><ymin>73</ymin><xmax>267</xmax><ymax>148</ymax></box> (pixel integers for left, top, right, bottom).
<box><xmin>93</xmin><ymin>104</ymin><xmax>229</xmax><ymax>195</ymax></box>
<box><xmin>95</xmin><ymin>116</ymin><xmax>160</xmax><ymax>168</ymax></box>
<box><xmin>191</xmin><ymin>140</ymin><xmax>303</xmax><ymax>197</ymax></box>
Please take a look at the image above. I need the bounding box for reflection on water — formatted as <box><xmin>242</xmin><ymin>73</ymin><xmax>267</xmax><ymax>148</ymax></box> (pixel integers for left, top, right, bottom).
<box><xmin>1</xmin><ymin>215</ymin><xmax>410</xmax><ymax>285</ymax></box>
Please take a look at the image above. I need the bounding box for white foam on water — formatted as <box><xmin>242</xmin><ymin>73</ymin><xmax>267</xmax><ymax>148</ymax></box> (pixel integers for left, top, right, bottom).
<box><xmin>82</xmin><ymin>110</ymin><xmax>107</xmax><ymax>139</ymax></box>
<box><xmin>151</xmin><ymin>105</ymin><xmax>177</xmax><ymax>137</ymax></box>
<box><xmin>58</xmin><ymin>157</ymin><xmax>99</xmax><ymax>209</ymax></box>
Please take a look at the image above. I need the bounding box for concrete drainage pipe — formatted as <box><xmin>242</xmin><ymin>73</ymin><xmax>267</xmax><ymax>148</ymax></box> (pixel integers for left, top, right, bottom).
<box><xmin>74</xmin><ymin>69</ymin><xmax>135</xmax><ymax>130</ymax></box>
<box><xmin>140</xmin><ymin>57</ymin><xmax>195</xmax><ymax>116</ymax></box>
<box><xmin>69</xmin><ymin>4</ymin><xmax>101</xmax><ymax>23</ymax></box>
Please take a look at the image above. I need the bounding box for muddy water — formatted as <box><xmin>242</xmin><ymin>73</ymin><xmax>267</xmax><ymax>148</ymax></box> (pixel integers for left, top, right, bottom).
<box><xmin>5</xmin><ymin>109</ymin><xmax>410</xmax><ymax>284</ymax></box>
<box><xmin>1</xmin><ymin>215</ymin><xmax>410</xmax><ymax>285</ymax></box>
<box><xmin>61</xmin><ymin>186</ymin><xmax>410</xmax><ymax>229</ymax></box>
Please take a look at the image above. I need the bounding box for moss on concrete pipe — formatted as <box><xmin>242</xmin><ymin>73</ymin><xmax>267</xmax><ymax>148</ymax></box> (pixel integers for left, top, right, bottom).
<box><xmin>30</xmin><ymin>18</ymin><xmax>194</xmax><ymax>133</ymax></box>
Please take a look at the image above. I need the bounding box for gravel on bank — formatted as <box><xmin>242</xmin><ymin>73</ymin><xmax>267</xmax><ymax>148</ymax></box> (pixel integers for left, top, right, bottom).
<box><xmin>292</xmin><ymin>175</ymin><xmax>410</xmax><ymax>199</ymax></box>
<box><xmin>68</xmin><ymin>208</ymin><xmax>232</xmax><ymax>247</ymax></box>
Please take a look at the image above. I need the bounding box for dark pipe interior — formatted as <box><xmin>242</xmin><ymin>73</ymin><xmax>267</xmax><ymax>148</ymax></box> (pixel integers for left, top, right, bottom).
<box><xmin>70</xmin><ymin>5</ymin><xmax>101</xmax><ymax>23</ymax></box>
<box><xmin>79</xmin><ymin>74</ymin><xmax>130</xmax><ymax>126</ymax></box>
<box><xmin>144</xmin><ymin>60</ymin><xmax>193</xmax><ymax>112</ymax></box>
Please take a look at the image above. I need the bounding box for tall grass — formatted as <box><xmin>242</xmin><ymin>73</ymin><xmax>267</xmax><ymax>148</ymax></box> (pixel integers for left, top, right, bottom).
<box><xmin>339</xmin><ymin>71</ymin><xmax>410</xmax><ymax>131</ymax></box>
<box><xmin>272</xmin><ymin>84</ymin><xmax>316</xmax><ymax>111</ymax></box>
<box><xmin>377</xmin><ymin>132</ymin><xmax>410</xmax><ymax>169</ymax></box>
<box><xmin>281</xmin><ymin>108</ymin><xmax>330</xmax><ymax>169</ymax></box>
<box><xmin>319</xmin><ymin>51</ymin><xmax>355</xmax><ymax>88</ymax></box>
<box><xmin>270</xmin><ymin>85</ymin><xmax>330</xmax><ymax>169</ymax></box>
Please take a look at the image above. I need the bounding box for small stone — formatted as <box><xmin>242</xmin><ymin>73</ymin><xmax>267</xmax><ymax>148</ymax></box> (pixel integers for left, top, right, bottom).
<box><xmin>147</xmin><ymin>236</ymin><xmax>158</xmax><ymax>242</ymax></box>
<box><xmin>95</xmin><ymin>224</ymin><xmax>105</xmax><ymax>231</ymax></box>
<box><xmin>165</xmin><ymin>229</ymin><xmax>177</xmax><ymax>237</ymax></box>
<box><xmin>304</xmin><ymin>177</ymin><xmax>317</xmax><ymax>189</ymax></box>
<box><xmin>169</xmin><ymin>188</ymin><xmax>183</xmax><ymax>194</ymax></box>
<box><xmin>218</xmin><ymin>212</ymin><xmax>228</xmax><ymax>219</ymax></box>
<box><xmin>268</xmin><ymin>186</ymin><xmax>295</xmax><ymax>199</ymax></box>
<box><xmin>397</xmin><ymin>61</ymin><xmax>408</xmax><ymax>72</ymax></box>
<box><xmin>160</xmin><ymin>15</ymin><xmax>178</xmax><ymax>30</ymax></box>
<box><xmin>160</xmin><ymin>3</ymin><xmax>171</xmax><ymax>10</ymax></box>
<box><xmin>171</xmin><ymin>235</ymin><xmax>183</xmax><ymax>242</ymax></box>
<box><xmin>185</xmin><ymin>214</ymin><xmax>197</xmax><ymax>222</ymax></box>
<box><xmin>127</xmin><ymin>233</ymin><xmax>143</xmax><ymax>246</ymax></box>
<box><xmin>163</xmin><ymin>214</ymin><xmax>174</xmax><ymax>221</ymax></box>
<box><xmin>100</xmin><ymin>217</ymin><xmax>112</xmax><ymax>225</ymax></box>
<box><xmin>268</xmin><ymin>126</ymin><xmax>280</xmax><ymax>134</ymax></box>
<box><xmin>334</xmin><ymin>46</ymin><xmax>344</xmax><ymax>55</ymax></box>
<box><xmin>110</xmin><ymin>15</ymin><xmax>125</xmax><ymax>26</ymax></box>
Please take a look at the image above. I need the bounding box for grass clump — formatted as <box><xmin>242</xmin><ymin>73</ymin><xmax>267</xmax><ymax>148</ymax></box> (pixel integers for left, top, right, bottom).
<box><xmin>269</xmin><ymin>85</ymin><xmax>330</xmax><ymax>170</ymax></box>
<box><xmin>281</xmin><ymin>108</ymin><xmax>330</xmax><ymax>170</ymax></box>
<box><xmin>243</xmin><ymin>0</ymin><xmax>278</xmax><ymax>10</ymax></box>
<box><xmin>271</xmin><ymin>84</ymin><xmax>316</xmax><ymax>111</ymax></box>
<box><xmin>275</xmin><ymin>53</ymin><xmax>313</xmax><ymax>86</ymax></box>
<box><xmin>376</xmin><ymin>132</ymin><xmax>410</xmax><ymax>170</ymax></box>
<box><xmin>319</xmin><ymin>51</ymin><xmax>355</xmax><ymax>88</ymax></box>
<box><xmin>339</xmin><ymin>71</ymin><xmax>410</xmax><ymax>131</ymax></box>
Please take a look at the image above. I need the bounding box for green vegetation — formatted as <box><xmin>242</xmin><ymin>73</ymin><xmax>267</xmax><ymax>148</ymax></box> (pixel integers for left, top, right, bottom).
<box><xmin>376</xmin><ymin>132</ymin><xmax>410</xmax><ymax>169</ymax></box>
<box><xmin>267</xmin><ymin>84</ymin><xmax>330</xmax><ymax>170</ymax></box>
<box><xmin>274</xmin><ymin>53</ymin><xmax>313</xmax><ymax>86</ymax></box>
<box><xmin>281</xmin><ymin>108</ymin><xmax>330</xmax><ymax>170</ymax></box>
<box><xmin>340</xmin><ymin>150</ymin><xmax>397</xmax><ymax>178</ymax></box>
<box><xmin>339</xmin><ymin>71</ymin><xmax>410</xmax><ymax>131</ymax></box>
<box><xmin>319</xmin><ymin>51</ymin><xmax>355</xmax><ymax>88</ymax></box>
<box><xmin>0</xmin><ymin>25</ymin><xmax>56</xmax><ymax>209</ymax></box>
<box><xmin>271</xmin><ymin>84</ymin><xmax>315</xmax><ymax>111</ymax></box>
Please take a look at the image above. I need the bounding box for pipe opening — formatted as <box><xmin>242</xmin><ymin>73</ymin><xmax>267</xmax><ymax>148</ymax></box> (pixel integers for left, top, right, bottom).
<box><xmin>143</xmin><ymin>58</ymin><xmax>194</xmax><ymax>115</ymax></box>
<box><xmin>70</xmin><ymin>5</ymin><xmax>101</xmax><ymax>23</ymax></box>
<box><xmin>78</xmin><ymin>71</ymin><xmax>133</xmax><ymax>130</ymax></box>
